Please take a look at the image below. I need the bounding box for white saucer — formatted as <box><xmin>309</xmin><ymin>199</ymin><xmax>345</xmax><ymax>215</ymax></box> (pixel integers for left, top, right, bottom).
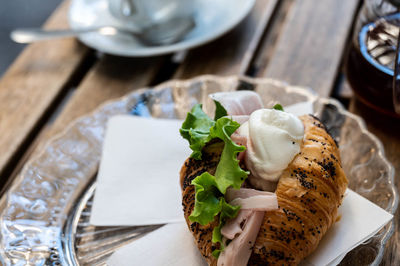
<box><xmin>68</xmin><ymin>0</ymin><xmax>256</xmax><ymax>57</ymax></box>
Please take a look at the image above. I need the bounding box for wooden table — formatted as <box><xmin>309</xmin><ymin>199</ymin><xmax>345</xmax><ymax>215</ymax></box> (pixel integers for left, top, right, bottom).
<box><xmin>0</xmin><ymin>0</ymin><xmax>399</xmax><ymax>264</ymax></box>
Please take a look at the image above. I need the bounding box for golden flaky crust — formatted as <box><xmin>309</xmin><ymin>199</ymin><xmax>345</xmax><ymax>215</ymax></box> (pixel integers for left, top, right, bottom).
<box><xmin>180</xmin><ymin>115</ymin><xmax>348</xmax><ymax>265</ymax></box>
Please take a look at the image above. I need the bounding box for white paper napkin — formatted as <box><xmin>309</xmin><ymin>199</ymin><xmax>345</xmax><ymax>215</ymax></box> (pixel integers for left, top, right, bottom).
<box><xmin>106</xmin><ymin>189</ymin><xmax>393</xmax><ymax>266</ymax></box>
<box><xmin>90</xmin><ymin>115</ymin><xmax>190</xmax><ymax>226</ymax></box>
<box><xmin>107</xmin><ymin>222</ymin><xmax>207</xmax><ymax>266</ymax></box>
<box><xmin>285</xmin><ymin>101</ymin><xmax>314</xmax><ymax>116</ymax></box>
<box><xmin>304</xmin><ymin>189</ymin><xmax>393</xmax><ymax>265</ymax></box>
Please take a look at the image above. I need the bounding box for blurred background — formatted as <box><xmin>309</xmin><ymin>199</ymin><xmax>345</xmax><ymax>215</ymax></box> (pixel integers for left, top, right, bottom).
<box><xmin>0</xmin><ymin>0</ymin><xmax>61</xmax><ymax>76</ymax></box>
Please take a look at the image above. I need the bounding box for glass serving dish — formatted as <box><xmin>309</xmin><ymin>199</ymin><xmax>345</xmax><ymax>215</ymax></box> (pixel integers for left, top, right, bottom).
<box><xmin>0</xmin><ymin>76</ymin><xmax>397</xmax><ymax>266</ymax></box>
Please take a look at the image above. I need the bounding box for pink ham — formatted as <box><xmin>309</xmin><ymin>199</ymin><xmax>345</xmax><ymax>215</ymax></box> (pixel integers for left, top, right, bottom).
<box><xmin>213</xmin><ymin>91</ymin><xmax>260</xmax><ymax>162</ymax></box>
<box><xmin>229</xmin><ymin>195</ymin><xmax>278</xmax><ymax>211</ymax></box>
<box><xmin>210</xmin><ymin>91</ymin><xmax>263</xmax><ymax>116</ymax></box>
<box><xmin>231</xmin><ymin>132</ymin><xmax>247</xmax><ymax>147</ymax></box>
<box><xmin>247</xmin><ymin>173</ymin><xmax>278</xmax><ymax>192</ymax></box>
<box><xmin>226</xmin><ymin>188</ymin><xmax>278</xmax><ymax>211</ymax></box>
<box><xmin>225</xmin><ymin>187</ymin><xmax>275</xmax><ymax>201</ymax></box>
<box><xmin>218</xmin><ymin>188</ymin><xmax>278</xmax><ymax>266</ymax></box>
<box><xmin>221</xmin><ymin>209</ymin><xmax>253</xmax><ymax>240</ymax></box>
<box><xmin>212</xmin><ymin>91</ymin><xmax>275</xmax><ymax>266</ymax></box>
<box><xmin>225</xmin><ymin>188</ymin><xmax>278</xmax><ymax>211</ymax></box>
<box><xmin>231</xmin><ymin>132</ymin><xmax>247</xmax><ymax>161</ymax></box>
<box><xmin>218</xmin><ymin>211</ymin><xmax>265</xmax><ymax>266</ymax></box>
<box><xmin>229</xmin><ymin>115</ymin><xmax>250</xmax><ymax>125</ymax></box>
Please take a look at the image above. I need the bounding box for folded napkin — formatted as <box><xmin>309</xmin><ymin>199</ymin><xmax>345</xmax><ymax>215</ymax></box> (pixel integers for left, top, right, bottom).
<box><xmin>90</xmin><ymin>116</ymin><xmax>189</xmax><ymax>226</ymax></box>
<box><xmin>106</xmin><ymin>189</ymin><xmax>392</xmax><ymax>266</ymax></box>
<box><xmin>304</xmin><ymin>189</ymin><xmax>392</xmax><ymax>265</ymax></box>
<box><xmin>107</xmin><ymin>222</ymin><xmax>207</xmax><ymax>266</ymax></box>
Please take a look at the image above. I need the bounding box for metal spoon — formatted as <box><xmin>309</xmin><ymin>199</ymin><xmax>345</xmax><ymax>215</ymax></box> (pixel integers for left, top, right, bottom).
<box><xmin>10</xmin><ymin>16</ymin><xmax>195</xmax><ymax>46</ymax></box>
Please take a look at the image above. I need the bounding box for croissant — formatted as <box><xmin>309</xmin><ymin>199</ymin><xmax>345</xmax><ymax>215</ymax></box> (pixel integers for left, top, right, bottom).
<box><xmin>180</xmin><ymin>115</ymin><xmax>348</xmax><ymax>265</ymax></box>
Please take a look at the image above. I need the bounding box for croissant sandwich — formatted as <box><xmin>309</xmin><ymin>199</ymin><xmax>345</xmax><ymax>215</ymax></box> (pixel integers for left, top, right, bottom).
<box><xmin>179</xmin><ymin>91</ymin><xmax>348</xmax><ymax>266</ymax></box>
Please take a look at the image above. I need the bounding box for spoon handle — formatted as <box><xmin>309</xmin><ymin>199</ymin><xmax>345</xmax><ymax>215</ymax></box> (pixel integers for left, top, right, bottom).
<box><xmin>10</xmin><ymin>27</ymin><xmax>111</xmax><ymax>43</ymax></box>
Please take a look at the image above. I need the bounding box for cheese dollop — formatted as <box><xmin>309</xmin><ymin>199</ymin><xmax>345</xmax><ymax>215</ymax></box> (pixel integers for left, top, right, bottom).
<box><xmin>238</xmin><ymin>109</ymin><xmax>304</xmax><ymax>182</ymax></box>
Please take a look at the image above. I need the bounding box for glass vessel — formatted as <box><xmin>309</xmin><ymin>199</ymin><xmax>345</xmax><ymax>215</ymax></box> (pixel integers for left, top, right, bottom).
<box><xmin>345</xmin><ymin>0</ymin><xmax>400</xmax><ymax>117</ymax></box>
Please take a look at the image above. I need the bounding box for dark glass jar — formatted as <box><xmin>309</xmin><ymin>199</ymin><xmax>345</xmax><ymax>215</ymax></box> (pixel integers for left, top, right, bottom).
<box><xmin>345</xmin><ymin>0</ymin><xmax>400</xmax><ymax>117</ymax></box>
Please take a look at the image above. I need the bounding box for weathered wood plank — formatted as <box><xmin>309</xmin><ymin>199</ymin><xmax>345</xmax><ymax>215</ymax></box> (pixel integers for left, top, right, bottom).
<box><xmin>0</xmin><ymin>0</ymin><xmax>91</xmax><ymax>179</ymax></box>
<box><xmin>174</xmin><ymin>0</ymin><xmax>279</xmax><ymax>78</ymax></box>
<box><xmin>45</xmin><ymin>56</ymin><xmax>165</xmax><ymax>137</ymax></box>
<box><xmin>260</xmin><ymin>0</ymin><xmax>360</xmax><ymax>97</ymax></box>
<box><xmin>250</xmin><ymin>0</ymin><xmax>293</xmax><ymax>76</ymax></box>
<box><xmin>4</xmin><ymin>55</ymin><xmax>165</xmax><ymax>189</ymax></box>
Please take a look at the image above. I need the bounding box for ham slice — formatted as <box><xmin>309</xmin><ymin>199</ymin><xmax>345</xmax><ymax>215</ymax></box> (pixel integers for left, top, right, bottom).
<box><xmin>218</xmin><ymin>211</ymin><xmax>265</xmax><ymax>266</ymax></box>
<box><xmin>231</xmin><ymin>132</ymin><xmax>247</xmax><ymax>161</ymax></box>
<box><xmin>231</xmin><ymin>132</ymin><xmax>247</xmax><ymax>147</ymax></box>
<box><xmin>229</xmin><ymin>195</ymin><xmax>278</xmax><ymax>210</ymax></box>
<box><xmin>210</xmin><ymin>91</ymin><xmax>263</xmax><ymax>116</ymax></box>
<box><xmin>229</xmin><ymin>115</ymin><xmax>250</xmax><ymax>125</ymax></box>
<box><xmin>218</xmin><ymin>188</ymin><xmax>278</xmax><ymax>266</ymax></box>
<box><xmin>247</xmin><ymin>173</ymin><xmax>278</xmax><ymax>192</ymax></box>
<box><xmin>213</xmin><ymin>91</ymin><xmax>260</xmax><ymax>162</ymax></box>
<box><xmin>225</xmin><ymin>188</ymin><xmax>278</xmax><ymax>210</ymax></box>
<box><xmin>211</xmin><ymin>91</ymin><xmax>278</xmax><ymax>265</ymax></box>
<box><xmin>221</xmin><ymin>209</ymin><xmax>253</xmax><ymax>240</ymax></box>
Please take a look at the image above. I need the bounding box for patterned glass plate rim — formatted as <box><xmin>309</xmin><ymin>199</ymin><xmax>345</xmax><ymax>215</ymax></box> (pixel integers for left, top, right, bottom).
<box><xmin>0</xmin><ymin>75</ymin><xmax>397</xmax><ymax>266</ymax></box>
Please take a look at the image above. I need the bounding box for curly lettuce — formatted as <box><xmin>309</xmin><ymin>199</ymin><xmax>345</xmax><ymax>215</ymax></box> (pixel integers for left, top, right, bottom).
<box><xmin>189</xmin><ymin>173</ymin><xmax>222</xmax><ymax>225</ymax></box>
<box><xmin>211</xmin><ymin>117</ymin><xmax>247</xmax><ymax>194</ymax></box>
<box><xmin>273</xmin><ymin>103</ymin><xmax>284</xmax><ymax>111</ymax></box>
<box><xmin>179</xmin><ymin>104</ymin><xmax>215</xmax><ymax>160</ymax></box>
<box><xmin>180</xmin><ymin>102</ymin><xmax>248</xmax><ymax>257</ymax></box>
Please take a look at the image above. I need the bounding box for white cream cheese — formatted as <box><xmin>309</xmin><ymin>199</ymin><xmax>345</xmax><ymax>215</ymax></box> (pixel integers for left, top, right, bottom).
<box><xmin>238</xmin><ymin>109</ymin><xmax>304</xmax><ymax>182</ymax></box>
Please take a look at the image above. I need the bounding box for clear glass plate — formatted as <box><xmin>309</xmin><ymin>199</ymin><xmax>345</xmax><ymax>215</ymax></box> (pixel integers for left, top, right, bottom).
<box><xmin>0</xmin><ymin>76</ymin><xmax>397</xmax><ymax>265</ymax></box>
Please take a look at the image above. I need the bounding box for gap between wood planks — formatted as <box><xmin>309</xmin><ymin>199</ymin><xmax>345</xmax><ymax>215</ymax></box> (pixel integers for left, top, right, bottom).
<box><xmin>0</xmin><ymin>0</ymin><xmax>289</xmax><ymax>194</ymax></box>
<box><xmin>261</xmin><ymin>0</ymin><xmax>360</xmax><ymax>98</ymax></box>
<box><xmin>247</xmin><ymin>0</ymin><xmax>294</xmax><ymax>77</ymax></box>
<box><xmin>0</xmin><ymin>0</ymin><xmax>95</xmax><ymax>189</ymax></box>
<box><xmin>0</xmin><ymin>51</ymin><xmax>97</xmax><ymax>191</ymax></box>
<box><xmin>330</xmin><ymin>0</ymin><xmax>363</xmax><ymax>106</ymax></box>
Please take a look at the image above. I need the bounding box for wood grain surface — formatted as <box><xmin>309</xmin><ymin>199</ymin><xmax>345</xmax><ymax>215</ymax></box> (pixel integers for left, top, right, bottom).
<box><xmin>5</xmin><ymin>55</ymin><xmax>166</xmax><ymax>188</ymax></box>
<box><xmin>261</xmin><ymin>0</ymin><xmax>360</xmax><ymax>97</ymax></box>
<box><xmin>0</xmin><ymin>0</ymin><xmax>90</xmax><ymax>180</ymax></box>
<box><xmin>43</xmin><ymin>55</ymin><xmax>165</xmax><ymax>137</ymax></box>
<box><xmin>6</xmin><ymin>0</ymin><xmax>278</xmax><ymax>184</ymax></box>
<box><xmin>173</xmin><ymin>0</ymin><xmax>279</xmax><ymax>78</ymax></box>
<box><xmin>250</xmin><ymin>0</ymin><xmax>294</xmax><ymax>77</ymax></box>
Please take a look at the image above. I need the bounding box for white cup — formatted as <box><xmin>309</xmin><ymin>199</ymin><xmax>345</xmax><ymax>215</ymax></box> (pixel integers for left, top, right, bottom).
<box><xmin>108</xmin><ymin>0</ymin><xmax>193</xmax><ymax>30</ymax></box>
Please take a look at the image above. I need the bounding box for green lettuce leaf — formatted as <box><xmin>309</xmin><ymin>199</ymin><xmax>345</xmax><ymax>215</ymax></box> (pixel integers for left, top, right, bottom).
<box><xmin>211</xmin><ymin>198</ymin><xmax>240</xmax><ymax>258</ymax></box>
<box><xmin>180</xmin><ymin>101</ymin><xmax>247</xmax><ymax>258</ymax></box>
<box><xmin>210</xmin><ymin>118</ymin><xmax>248</xmax><ymax>194</ymax></box>
<box><xmin>273</xmin><ymin>103</ymin><xmax>284</xmax><ymax>111</ymax></box>
<box><xmin>189</xmin><ymin>173</ymin><xmax>221</xmax><ymax>225</ymax></box>
<box><xmin>189</xmin><ymin>171</ymin><xmax>241</xmax><ymax>226</ymax></box>
<box><xmin>213</xmin><ymin>100</ymin><xmax>228</xmax><ymax>120</ymax></box>
<box><xmin>179</xmin><ymin>104</ymin><xmax>215</xmax><ymax>160</ymax></box>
